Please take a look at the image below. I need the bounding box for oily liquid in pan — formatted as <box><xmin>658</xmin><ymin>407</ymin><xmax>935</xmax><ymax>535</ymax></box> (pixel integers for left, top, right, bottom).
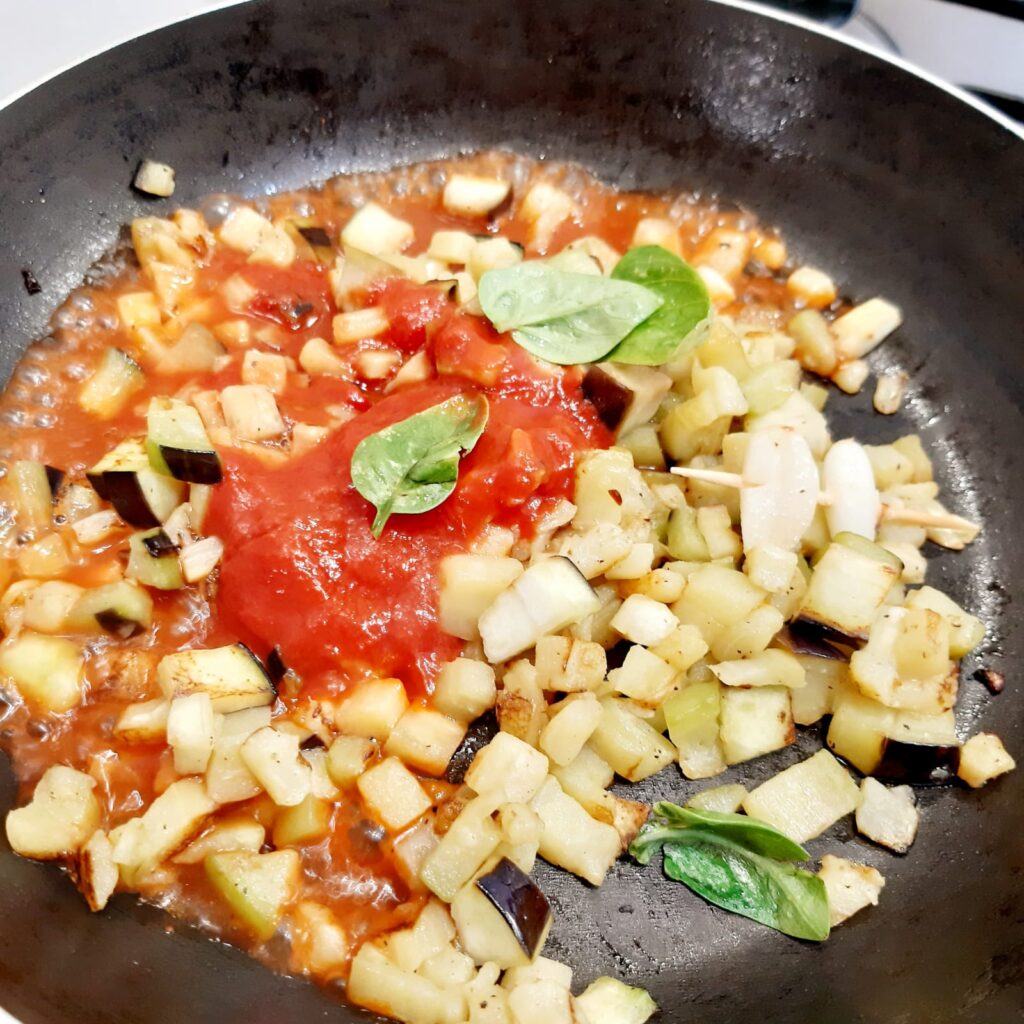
<box><xmin>0</xmin><ymin>151</ymin><xmax>804</xmax><ymax>988</ymax></box>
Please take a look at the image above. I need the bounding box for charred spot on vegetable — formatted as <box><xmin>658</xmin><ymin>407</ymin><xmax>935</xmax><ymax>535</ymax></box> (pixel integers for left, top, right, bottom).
<box><xmin>21</xmin><ymin>268</ymin><xmax>42</xmax><ymax>295</ymax></box>
<box><xmin>445</xmin><ymin>709</ymin><xmax>499</xmax><ymax>784</ymax></box>
<box><xmin>475</xmin><ymin>856</ymin><xmax>553</xmax><ymax>960</ymax></box>
<box><xmin>973</xmin><ymin>668</ymin><xmax>1005</xmax><ymax>695</ymax></box>
<box><xmin>873</xmin><ymin>742</ymin><xmax>961</xmax><ymax>786</ymax></box>
<box><xmin>94</xmin><ymin>608</ymin><xmax>146</xmax><ymax>639</ymax></box>
<box><xmin>142</xmin><ymin>530</ymin><xmax>179</xmax><ymax>558</ymax></box>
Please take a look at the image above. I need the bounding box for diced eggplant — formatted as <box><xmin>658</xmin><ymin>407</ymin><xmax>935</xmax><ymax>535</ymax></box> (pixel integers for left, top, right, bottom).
<box><xmin>776</xmin><ymin>623</ymin><xmax>847</xmax><ymax>660</ymax></box>
<box><xmin>442</xmin><ymin>174</ymin><xmax>512</xmax><ymax>217</ymax></box>
<box><xmin>146</xmin><ymin>397</ymin><xmax>223</xmax><ymax>484</ymax></box>
<box><xmin>157</xmin><ymin>643</ymin><xmax>275</xmax><ymax>713</ymax></box>
<box><xmin>78</xmin><ymin>347</ymin><xmax>145</xmax><ymax>419</ymax></box>
<box><xmin>205</xmin><ymin>849</ymin><xmax>301</xmax><ymax>942</ymax></box>
<box><xmin>66</xmin><ymin>580</ymin><xmax>154</xmax><ymax>637</ymax></box>
<box><xmin>582</xmin><ymin>363</ymin><xmax>672</xmax><ymax>438</ymax></box>
<box><xmin>818</xmin><ymin>855</ymin><xmax>885</xmax><ymax>927</ymax></box>
<box><xmin>127</xmin><ymin>530</ymin><xmax>184</xmax><ymax>590</ymax></box>
<box><xmin>285</xmin><ymin>218</ymin><xmax>335</xmax><ymax>264</ymax></box>
<box><xmin>957</xmin><ymin>732</ymin><xmax>1016</xmax><ymax>788</ymax></box>
<box><xmin>445</xmin><ymin>709</ymin><xmax>500</xmax><ymax>784</ymax></box>
<box><xmin>855</xmin><ymin>778</ymin><xmax>919</xmax><ymax>853</ymax></box>
<box><xmin>872</xmin><ymin>741</ymin><xmax>961</xmax><ymax>786</ymax></box>
<box><xmin>478</xmin><ymin>556</ymin><xmax>601</xmax><ymax>664</ymax></box>
<box><xmin>158</xmin><ymin>323</ymin><xmax>226</xmax><ymax>375</ymax></box>
<box><xmin>87</xmin><ymin>437</ymin><xmax>186</xmax><ymax>527</ymax></box>
<box><xmin>453</xmin><ymin>856</ymin><xmax>552</xmax><ymax>969</ymax></box>
<box><xmin>9</xmin><ymin>460</ymin><xmax>56</xmax><ymax>532</ymax></box>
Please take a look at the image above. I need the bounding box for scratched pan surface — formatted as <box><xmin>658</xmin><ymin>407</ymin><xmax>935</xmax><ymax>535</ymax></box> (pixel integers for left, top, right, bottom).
<box><xmin>0</xmin><ymin>0</ymin><xmax>1022</xmax><ymax>1020</ymax></box>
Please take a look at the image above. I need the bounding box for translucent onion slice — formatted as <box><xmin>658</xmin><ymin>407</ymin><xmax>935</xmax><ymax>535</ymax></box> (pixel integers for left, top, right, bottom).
<box><xmin>740</xmin><ymin>427</ymin><xmax>819</xmax><ymax>553</ymax></box>
<box><xmin>823</xmin><ymin>438</ymin><xmax>880</xmax><ymax>541</ymax></box>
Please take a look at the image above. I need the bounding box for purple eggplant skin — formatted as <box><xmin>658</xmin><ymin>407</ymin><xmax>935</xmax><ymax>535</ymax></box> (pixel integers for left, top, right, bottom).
<box><xmin>776</xmin><ymin>623</ymin><xmax>848</xmax><ymax>661</ymax></box>
<box><xmin>793</xmin><ymin>615</ymin><xmax>865</xmax><ymax>651</ymax></box>
<box><xmin>94</xmin><ymin>608</ymin><xmax>146</xmax><ymax>639</ymax></box>
<box><xmin>582</xmin><ymin>364</ymin><xmax>632</xmax><ymax>433</ymax></box>
<box><xmin>142</xmin><ymin>530</ymin><xmax>179</xmax><ymax>557</ymax></box>
<box><xmin>86</xmin><ymin>470</ymin><xmax>160</xmax><ymax>528</ymax></box>
<box><xmin>44</xmin><ymin>465</ymin><xmax>66</xmax><ymax>501</ymax></box>
<box><xmin>157</xmin><ymin>445</ymin><xmax>223</xmax><ymax>485</ymax></box>
<box><xmin>445</xmin><ymin>709</ymin><xmax>499</xmax><ymax>784</ymax></box>
<box><xmin>476</xmin><ymin>856</ymin><xmax>553</xmax><ymax>959</ymax></box>
<box><xmin>873</xmin><ymin>742</ymin><xmax>961</xmax><ymax>786</ymax></box>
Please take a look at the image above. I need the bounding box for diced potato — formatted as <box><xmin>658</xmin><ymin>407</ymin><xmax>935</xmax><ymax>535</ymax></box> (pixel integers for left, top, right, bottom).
<box><xmin>443</xmin><ymin>175</ymin><xmax>511</xmax><ymax>217</ymax></box>
<box><xmin>333</xmin><ymin>306</ymin><xmax>390</xmax><ymax>344</ymax></box>
<box><xmin>110</xmin><ymin>779</ymin><xmax>215</xmax><ymax>882</ymax></box>
<box><xmin>240</xmin><ymin>727</ymin><xmax>313</xmax><ymax>807</ymax></box>
<box><xmin>743</xmin><ymin>750</ymin><xmax>860</xmax><ymax>844</ymax></box>
<box><xmin>588</xmin><ymin>698</ymin><xmax>677</xmax><ymax>782</ymax></box>
<box><xmin>428</xmin><ymin>229</ymin><xmax>478</xmax><ymax>264</ymax></box>
<box><xmin>710</xmin><ymin>604</ymin><xmax>786</xmax><ymax>663</ymax></box>
<box><xmin>334</xmin><ymin>677</ymin><xmax>409</xmax><ymax>739</ymax></box>
<box><xmin>826</xmin><ymin>685</ymin><xmax>890</xmax><ymax>774</ymax></box>
<box><xmin>530</xmin><ymin>777</ymin><xmax>622</xmax><ymax>886</ymax></box>
<box><xmin>508</xmin><ymin>980</ymin><xmax>574</xmax><ymax>1024</ymax></box>
<box><xmin>786</xmin><ymin>266</ymin><xmax>836</xmax><ymax>308</ymax></box>
<box><xmin>433</xmin><ymin>659</ymin><xmax>496</xmax><ymax>721</ymax></box>
<box><xmin>5</xmin><ymin>765</ymin><xmax>100</xmax><ymax>860</ymax></box>
<box><xmin>831</xmin><ymin>298</ymin><xmax>902</xmax><ymax>361</ymax></box>
<box><xmin>167</xmin><ymin>692</ymin><xmax>218</xmax><ymax>775</ymax></box>
<box><xmin>385</xmin><ymin>707</ymin><xmax>466</xmax><ymax>776</ymax></box>
<box><xmin>292</xmin><ymin>900</ymin><xmax>350</xmax><ymax>976</ymax></box>
<box><xmin>272</xmin><ymin>794</ymin><xmax>333</xmax><ymax>847</ymax></box>
<box><xmin>204</xmin><ymin>706</ymin><xmax>272</xmax><ymax>804</ymax></box>
<box><xmin>420</xmin><ymin>796</ymin><xmax>503</xmax><ymax>902</ymax></box>
<box><xmin>342</xmin><ymin>202</ymin><xmax>415</xmax><ymax>255</ymax></box>
<box><xmin>326</xmin><ymin>735</ymin><xmax>376</xmax><ymax>787</ymax></box>
<box><xmin>719</xmin><ymin>686</ymin><xmax>794</xmax><ymax>765</ymax></box>
<box><xmin>466</xmin><ymin>732</ymin><xmax>549</xmax><ymax>803</ymax></box>
<box><xmin>496</xmin><ymin>660</ymin><xmax>546</xmax><ymax>747</ymax></box>
<box><xmin>855</xmin><ymin>778</ymin><xmax>918</xmax><ymax>853</ymax></box>
<box><xmin>694</xmin><ymin>227</ymin><xmax>751</xmax><ymax>282</ymax></box>
<box><xmin>357</xmin><ymin>756</ymin><xmax>432</xmax><ymax>831</ymax></box>
<box><xmin>73</xmin><ymin>829</ymin><xmax>118</xmax><ymax>911</ymax></box>
<box><xmin>534</xmin><ymin>636</ymin><xmax>607</xmax><ymax>693</ymax></box>
<box><xmin>551</xmin><ymin>746</ymin><xmax>615</xmax><ymax>801</ymax></box>
<box><xmin>957</xmin><ymin>733</ymin><xmax>1016</xmax><ymax>788</ymax></box>
<box><xmin>611</xmin><ymin>594</ymin><xmax>679</xmax><ymax>647</ymax></box>
<box><xmin>607</xmin><ymin>646</ymin><xmax>677</xmax><ymax>708</ymax></box>
<box><xmin>631</xmin><ymin>217</ymin><xmax>680</xmax><ymax>255</ymax></box>
<box><xmin>672</xmin><ymin>564</ymin><xmax>765</xmax><ymax>648</ymax></box>
<box><xmin>502</xmin><ymin>956</ymin><xmax>572</xmax><ymax>992</ymax></box>
<box><xmin>0</xmin><ymin>632</ymin><xmax>84</xmax><ymax>713</ymax></box>
<box><xmin>439</xmin><ymin>555</ymin><xmax>524</xmax><ymax>641</ymax></box>
<box><xmin>220</xmin><ymin>384</ymin><xmax>285</xmax><ymax>441</ymax></box>
<box><xmin>21</xmin><ymin>581</ymin><xmax>84</xmax><ymax>634</ymax></box>
<box><xmin>904</xmin><ymin>586</ymin><xmax>984</xmax><ymax>658</ymax></box>
<box><xmin>649</xmin><ymin>624</ymin><xmax>709</xmax><ymax>674</ymax></box>
<box><xmin>520</xmin><ymin>182</ymin><xmax>575</xmax><ymax>250</ymax></box>
<box><xmin>539</xmin><ymin>693</ymin><xmax>603</xmax><ymax>766</ymax></box>
<box><xmin>559</xmin><ymin>524</ymin><xmax>632</xmax><ymax>580</ymax></box>
<box><xmin>819</xmin><ymin>854</ymin><xmax>885</xmax><ymax>926</ymax></box>
<box><xmin>418</xmin><ymin>945</ymin><xmax>476</xmax><ymax>989</ymax></box>
<box><xmin>348</xmin><ymin>941</ymin><xmax>465</xmax><ymax>1024</ymax></box>
<box><xmin>17</xmin><ymin>532</ymin><xmax>71</xmax><ymax>578</ymax></box>
<box><xmin>790</xmin><ymin>656</ymin><xmax>846</xmax><ymax>726</ymax></box>
<box><xmin>385</xmin><ymin>900</ymin><xmax>457</xmax><ymax>973</ymax></box>
<box><xmin>744</xmin><ymin>545</ymin><xmax>799</xmax><ymax>595</ymax></box>
<box><xmin>219</xmin><ymin>207</ymin><xmax>296</xmax><ymax>266</ymax></box>
<box><xmin>205</xmin><ymin>849</ymin><xmax>301</xmax><ymax>941</ymax></box>
<box><xmin>572</xmin><ymin>449</ymin><xmax>652</xmax><ymax>531</ymax></box>
<box><xmin>241</xmin><ymin>349</ymin><xmax>290</xmax><ymax>394</ymax></box>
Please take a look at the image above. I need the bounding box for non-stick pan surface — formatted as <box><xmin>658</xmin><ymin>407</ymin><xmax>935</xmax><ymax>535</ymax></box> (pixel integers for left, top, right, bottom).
<box><xmin>0</xmin><ymin>1</ymin><xmax>1022</xmax><ymax>1021</ymax></box>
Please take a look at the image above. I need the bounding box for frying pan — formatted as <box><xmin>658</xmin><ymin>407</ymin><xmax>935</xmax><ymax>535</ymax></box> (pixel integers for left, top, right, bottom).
<box><xmin>1</xmin><ymin>1</ymin><xmax>1022</xmax><ymax>1021</ymax></box>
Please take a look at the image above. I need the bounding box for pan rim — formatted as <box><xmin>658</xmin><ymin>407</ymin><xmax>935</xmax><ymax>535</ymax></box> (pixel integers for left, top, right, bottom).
<box><xmin>0</xmin><ymin>0</ymin><xmax>1020</xmax><ymax>143</ymax></box>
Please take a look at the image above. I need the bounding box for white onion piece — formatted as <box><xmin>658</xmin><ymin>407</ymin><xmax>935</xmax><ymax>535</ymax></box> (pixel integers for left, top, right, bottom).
<box><xmin>740</xmin><ymin>427</ymin><xmax>819</xmax><ymax>553</ymax></box>
<box><xmin>823</xmin><ymin>439</ymin><xmax>880</xmax><ymax>541</ymax></box>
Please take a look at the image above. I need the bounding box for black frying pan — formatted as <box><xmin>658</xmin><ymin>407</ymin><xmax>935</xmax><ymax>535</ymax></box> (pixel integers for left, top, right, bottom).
<box><xmin>1</xmin><ymin>1</ymin><xmax>1022</xmax><ymax>1021</ymax></box>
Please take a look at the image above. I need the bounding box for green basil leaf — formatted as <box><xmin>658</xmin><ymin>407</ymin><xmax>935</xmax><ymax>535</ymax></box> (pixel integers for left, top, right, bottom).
<box><xmin>606</xmin><ymin>245</ymin><xmax>711</xmax><ymax>365</ymax></box>
<box><xmin>350</xmin><ymin>393</ymin><xmax>488</xmax><ymax>537</ymax></box>
<box><xmin>478</xmin><ymin>262</ymin><xmax>662</xmax><ymax>365</ymax></box>
<box><xmin>645</xmin><ymin>802</ymin><xmax>810</xmax><ymax>862</ymax></box>
<box><xmin>662</xmin><ymin>838</ymin><xmax>830</xmax><ymax>942</ymax></box>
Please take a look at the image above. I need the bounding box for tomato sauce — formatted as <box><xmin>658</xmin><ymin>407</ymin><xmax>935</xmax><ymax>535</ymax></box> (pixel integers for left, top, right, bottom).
<box><xmin>0</xmin><ymin>151</ymin><xmax>797</xmax><ymax>989</ymax></box>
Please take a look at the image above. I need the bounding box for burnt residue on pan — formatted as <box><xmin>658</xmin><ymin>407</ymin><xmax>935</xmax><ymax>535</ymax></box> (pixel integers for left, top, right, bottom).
<box><xmin>0</xmin><ymin>1</ymin><xmax>1022</xmax><ymax>1023</ymax></box>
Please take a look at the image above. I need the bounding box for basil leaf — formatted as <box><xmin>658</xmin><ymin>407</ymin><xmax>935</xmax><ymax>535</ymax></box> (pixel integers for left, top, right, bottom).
<box><xmin>478</xmin><ymin>262</ymin><xmax>662</xmax><ymax>365</ymax></box>
<box><xmin>606</xmin><ymin>245</ymin><xmax>711</xmax><ymax>365</ymax></box>
<box><xmin>628</xmin><ymin>800</ymin><xmax>830</xmax><ymax>941</ymax></box>
<box><xmin>350</xmin><ymin>393</ymin><xmax>488</xmax><ymax>537</ymax></box>
<box><xmin>662</xmin><ymin>837</ymin><xmax>830</xmax><ymax>942</ymax></box>
<box><xmin>645</xmin><ymin>802</ymin><xmax>809</xmax><ymax>862</ymax></box>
